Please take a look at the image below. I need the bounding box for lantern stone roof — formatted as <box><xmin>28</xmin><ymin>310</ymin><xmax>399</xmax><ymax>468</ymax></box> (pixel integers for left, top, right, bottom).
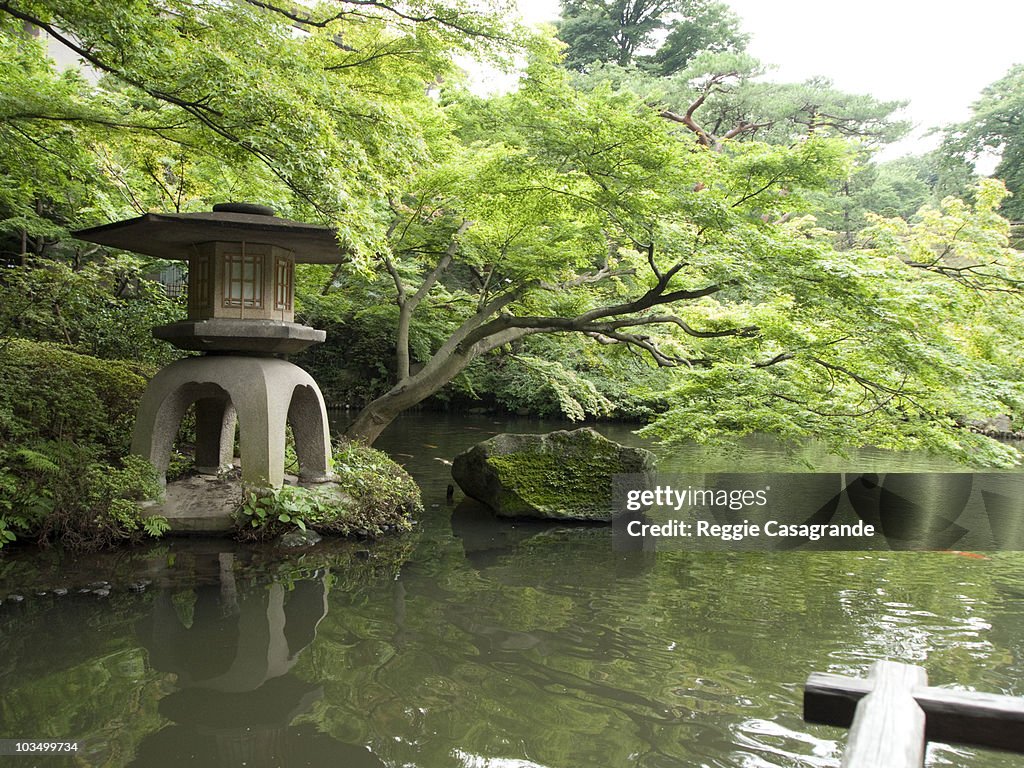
<box><xmin>72</xmin><ymin>203</ymin><xmax>347</xmax><ymax>264</ymax></box>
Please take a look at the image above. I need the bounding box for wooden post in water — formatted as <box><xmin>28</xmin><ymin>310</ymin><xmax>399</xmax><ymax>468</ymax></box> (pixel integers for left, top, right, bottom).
<box><xmin>840</xmin><ymin>661</ymin><xmax>926</xmax><ymax>767</ymax></box>
<box><xmin>805</xmin><ymin>660</ymin><xmax>1024</xmax><ymax>765</ymax></box>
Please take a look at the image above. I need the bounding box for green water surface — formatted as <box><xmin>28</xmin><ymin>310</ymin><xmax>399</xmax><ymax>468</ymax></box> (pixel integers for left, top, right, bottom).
<box><xmin>1</xmin><ymin>413</ymin><xmax>1023</xmax><ymax>767</ymax></box>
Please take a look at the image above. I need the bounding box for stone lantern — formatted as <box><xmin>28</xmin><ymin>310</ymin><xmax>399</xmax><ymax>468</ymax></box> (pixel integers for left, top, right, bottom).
<box><xmin>74</xmin><ymin>203</ymin><xmax>342</xmax><ymax>489</ymax></box>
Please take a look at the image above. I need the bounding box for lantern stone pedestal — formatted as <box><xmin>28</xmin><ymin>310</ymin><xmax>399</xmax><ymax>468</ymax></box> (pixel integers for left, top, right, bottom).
<box><xmin>131</xmin><ymin>355</ymin><xmax>332</xmax><ymax>489</ymax></box>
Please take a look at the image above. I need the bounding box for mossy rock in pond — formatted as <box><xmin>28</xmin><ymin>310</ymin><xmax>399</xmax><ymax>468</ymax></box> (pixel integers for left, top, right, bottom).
<box><xmin>451</xmin><ymin>428</ymin><xmax>656</xmax><ymax>521</ymax></box>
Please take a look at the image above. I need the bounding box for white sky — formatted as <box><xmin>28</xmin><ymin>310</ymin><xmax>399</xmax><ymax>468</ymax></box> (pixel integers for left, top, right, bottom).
<box><xmin>513</xmin><ymin>0</ymin><xmax>1024</xmax><ymax>165</ymax></box>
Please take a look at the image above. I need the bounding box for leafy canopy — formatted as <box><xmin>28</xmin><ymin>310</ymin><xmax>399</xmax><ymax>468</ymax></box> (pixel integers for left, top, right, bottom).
<box><xmin>2</xmin><ymin>4</ymin><xmax>1022</xmax><ymax>466</ymax></box>
<box><xmin>0</xmin><ymin>0</ymin><xmax>522</xmax><ymax>257</ymax></box>
<box><xmin>330</xmin><ymin>52</ymin><xmax>1024</xmax><ymax>464</ymax></box>
<box><xmin>557</xmin><ymin>0</ymin><xmax>747</xmax><ymax>74</ymax></box>
<box><xmin>943</xmin><ymin>64</ymin><xmax>1024</xmax><ymax>222</ymax></box>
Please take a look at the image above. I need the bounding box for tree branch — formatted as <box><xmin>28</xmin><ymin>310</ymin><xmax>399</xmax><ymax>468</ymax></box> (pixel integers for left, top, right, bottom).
<box><xmin>721</xmin><ymin>120</ymin><xmax>772</xmax><ymax>140</ymax></box>
<box><xmin>455</xmin><ymin>276</ymin><xmax>734</xmax><ymax>370</ymax></box>
<box><xmin>754</xmin><ymin>351</ymin><xmax>794</xmax><ymax>368</ymax></box>
<box><xmin>658</xmin><ymin>71</ymin><xmax>741</xmax><ymax>149</ymax></box>
<box><xmin>0</xmin><ymin>2</ymin><xmax>335</xmax><ymax>217</ymax></box>
<box><xmin>539</xmin><ymin>264</ymin><xmax>634</xmax><ymax>291</ymax></box>
<box><xmin>608</xmin><ymin>314</ymin><xmax>759</xmax><ymax>338</ymax></box>
<box><xmin>382</xmin><ymin>253</ymin><xmax>406</xmax><ymax>304</ymax></box>
<box><xmin>392</xmin><ymin>220</ymin><xmax>470</xmax><ymax>382</ymax></box>
<box><xmin>407</xmin><ymin>220</ymin><xmax>470</xmax><ymax>311</ymax></box>
<box><xmin>660</xmin><ymin>108</ymin><xmax>713</xmax><ymax>147</ymax></box>
<box><xmin>584</xmin><ymin>330</ymin><xmax>703</xmax><ymax>367</ymax></box>
<box><xmin>245</xmin><ymin>0</ymin><xmax>509</xmax><ymax>42</ymax></box>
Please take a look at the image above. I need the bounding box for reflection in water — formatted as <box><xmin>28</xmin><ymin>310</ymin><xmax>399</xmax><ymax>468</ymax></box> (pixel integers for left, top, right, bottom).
<box><xmin>131</xmin><ymin>555</ymin><xmax>383</xmax><ymax>768</ymax></box>
<box><xmin>138</xmin><ymin>555</ymin><xmax>326</xmax><ymax>691</ymax></box>
<box><xmin>1</xmin><ymin>414</ymin><xmax>1024</xmax><ymax>767</ymax></box>
<box><xmin>3</xmin><ymin>537</ymin><xmax>1024</xmax><ymax>766</ymax></box>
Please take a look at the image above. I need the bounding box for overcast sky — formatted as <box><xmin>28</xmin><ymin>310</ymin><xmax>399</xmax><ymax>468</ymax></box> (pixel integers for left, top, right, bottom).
<box><xmin>513</xmin><ymin>0</ymin><xmax>1024</xmax><ymax>164</ymax></box>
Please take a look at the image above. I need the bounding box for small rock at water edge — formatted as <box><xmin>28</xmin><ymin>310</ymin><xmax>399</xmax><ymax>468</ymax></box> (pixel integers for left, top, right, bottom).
<box><xmin>277</xmin><ymin>528</ymin><xmax>323</xmax><ymax>548</ymax></box>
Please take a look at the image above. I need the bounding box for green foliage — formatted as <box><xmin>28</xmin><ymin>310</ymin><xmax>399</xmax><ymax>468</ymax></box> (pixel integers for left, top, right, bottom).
<box><xmin>0</xmin><ymin>440</ymin><xmax>167</xmax><ymax>549</ymax></box>
<box><xmin>165</xmin><ymin>449</ymin><xmax>196</xmax><ymax>483</ymax></box>
<box><xmin>326</xmin><ymin>439</ymin><xmax>422</xmax><ymax>531</ymax></box>
<box><xmin>0</xmin><ymin>257</ymin><xmax>185</xmax><ymax>366</ymax></box>
<box><xmin>0</xmin><ymin>338</ymin><xmax>151</xmax><ymax>451</ymax></box>
<box><xmin>577</xmin><ymin>53</ymin><xmax>909</xmax><ymax>147</ymax></box>
<box><xmin>236</xmin><ymin>440</ymin><xmax>421</xmax><ymax>539</ymax></box>
<box><xmin>640</xmin><ymin>180</ymin><xmax>1024</xmax><ymax>466</ymax></box>
<box><xmin>1</xmin><ymin>5</ymin><xmax>1022</xmax><ymax>470</ymax></box>
<box><xmin>443</xmin><ymin>329</ymin><xmax>677</xmax><ymax>420</ymax></box>
<box><xmin>0</xmin><ymin>339</ymin><xmax>166</xmax><ymax>548</ymax></box>
<box><xmin>943</xmin><ymin>64</ymin><xmax>1024</xmax><ymax>222</ymax></box>
<box><xmin>570</xmin><ymin>47</ymin><xmax>948</xmax><ymax>249</ymax></box>
<box><xmin>312</xmin><ymin>50</ymin><xmax>1024</xmax><ymax>463</ymax></box>
<box><xmin>0</xmin><ymin>516</ymin><xmax>15</xmax><ymax>545</ymax></box>
<box><xmin>557</xmin><ymin>0</ymin><xmax>747</xmax><ymax>73</ymax></box>
<box><xmin>238</xmin><ymin>486</ymin><xmax>316</xmax><ymax>533</ymax></box>
<box><xmin>478</xmin><ymin>355</ymin><xmax>612</xmax><ymax>420</ymax></box>
<box><xmin>0</xmin><ymin>0</ymin><xmax>521</xmax><ymax>259</ymax></box>
<box><xmin>458</xmin><ymin>343</ymin><xmax>617</xmax><ymax>419</ymax></box>
<box><xmin>141</xmin><ymin>513</ymin><xmax>170</xmax><ymax>538</ymax></box>
<box><xmin>294</xmin><ymin>283</ymin><xmax>404</xmax><ymax>406</ymax></box>
<box><xmin>809</xmin><ymin>152</ymin><xmax>978</xmax><ymax>247</ymax></box>
<box><xmin>646</xmin><ymin>1</ymin><xmax>747</xmax><ymax>75</ymax></box>
<box><xmin>0</xmin><ymin>20</ymin><xmax>112</xmax><ymax>251</ymax></box>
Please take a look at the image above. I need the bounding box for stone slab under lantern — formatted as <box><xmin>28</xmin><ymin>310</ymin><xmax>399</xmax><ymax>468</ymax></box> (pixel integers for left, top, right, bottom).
<box><xmin>73</xmin><ymin>203</ymin><xmax>346</xmax><ymax>504</ymax></box>
<box><xmin>153</xmin><ymin>319</ymin><xmax>325</xmax><ymax>354</ymax></box>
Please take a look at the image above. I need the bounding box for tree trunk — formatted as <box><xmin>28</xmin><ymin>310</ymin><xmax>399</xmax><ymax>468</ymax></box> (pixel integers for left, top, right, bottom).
<box><xmin>395</xmin><ymin>303</ymin><xmax>412</xmax><ymax>382</ymax></box>
<box><xmin>344</xmin><ymin>394</ymin><xmax>415</xmax><ymax>446</ymax></box>
<box><xmin>344</xmin><ymin>348</ymin><xmax>473</xmax><ymax>445</ymax></box>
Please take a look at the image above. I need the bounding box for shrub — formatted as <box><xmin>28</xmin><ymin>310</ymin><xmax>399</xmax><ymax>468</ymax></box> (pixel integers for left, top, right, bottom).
<box><xmin>235</xmin><ymin>439</ymin><xmax>421</xmax><ymax>539</ymax></box>
<box><xmin>0</xmin><ymin>340</ymin><xmax>166</xmax><ymax>549</ymax></box>
<box><xmin>0</xmin><ymin>339</ymin><xmax>152</xmax><ymax>452</ymax></box>
<box><xmin>0</xmin><ymin>258</ymin><xmax>185</xmax><ymax>368</ymax></box>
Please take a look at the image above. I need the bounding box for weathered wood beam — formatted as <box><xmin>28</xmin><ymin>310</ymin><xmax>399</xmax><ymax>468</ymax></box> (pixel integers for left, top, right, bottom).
<box><xmin>923</xmin><ymin>686</ymin><xmax>1024</xmax><ymax>753</ymax></box>
<box><xmin>806</xmin><ymin>666</ymin><xmax>1024</xmax><ymax>754</ymax></box>
<box><xmin>839</xmin><ymin>661</ymin><xmax>927</xmax><ymax>768</ymax></box>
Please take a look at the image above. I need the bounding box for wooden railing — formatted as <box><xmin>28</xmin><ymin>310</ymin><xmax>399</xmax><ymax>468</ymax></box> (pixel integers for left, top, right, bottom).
<box><xmin>804</xmin><ymin>660</ymin><xmax>1024</xmax><ymax>767</ymax></box>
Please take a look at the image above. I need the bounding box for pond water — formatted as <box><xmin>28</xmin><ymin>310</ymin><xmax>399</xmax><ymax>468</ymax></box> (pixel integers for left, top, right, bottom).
<box><xmin>2</xmin><ymin>413</ymin><xmax>1024</xmax><ymax>767</ymax></box>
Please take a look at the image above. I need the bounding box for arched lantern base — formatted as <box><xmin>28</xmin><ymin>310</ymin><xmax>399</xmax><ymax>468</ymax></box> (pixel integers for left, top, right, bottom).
<box><xmin>132</xmin><ymin>355</ymin><xmax>332</xmax><ymax>489</ymax></box>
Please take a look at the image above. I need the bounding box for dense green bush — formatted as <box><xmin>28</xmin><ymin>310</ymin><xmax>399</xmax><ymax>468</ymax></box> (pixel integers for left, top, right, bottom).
<box><xmin>0</xmin><ymin>339</ymin><xmax>167</xmax><ymax>549</ymax></box>
<box><xmin>0</xmin><ymin>258</ymin><xmax>186</xmax><ymax>368</ymax></box>
<box><xmin>236</xmin><ymin>439</ymin><xmax>421</xmax><ymax>539</ymax></box>
<box><xmin>0</xmin><ymin>339</ymin><xmax>151</xmax><ymax>450</ymax></box>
